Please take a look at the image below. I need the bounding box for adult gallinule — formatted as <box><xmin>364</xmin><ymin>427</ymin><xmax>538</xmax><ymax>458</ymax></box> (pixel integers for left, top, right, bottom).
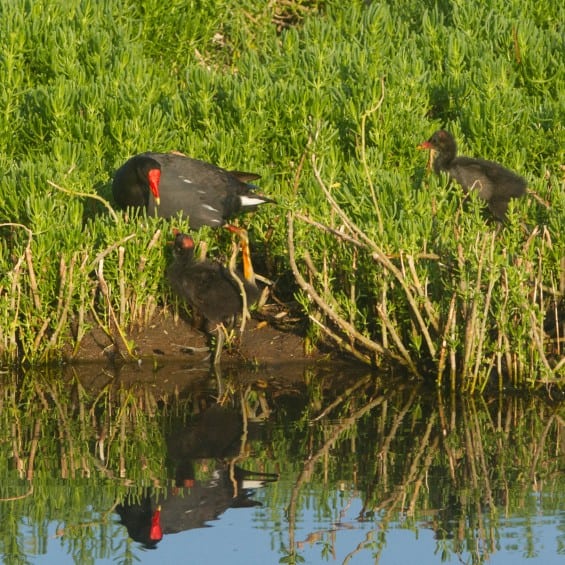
<box><xmin>417</xmin><ymin>130</ymin><xmax>527</xmax><ymax>221</ymax></box>
<box><xmin>166</xmin><ymin>227</ymin><xmax>260</xmax><ymax>366</ymax></box>
<box><xmin>117</xmin><ymin>464</ymin><xmax>276</xmax><ymax>548</ymax></box>
<box><xmin>117</xmin><ymin>405</ymin><xmax>278</xmax><ymax>548</ymax></box>
<box><xmin>112</xmin><ymin>152</ymin><xmax>274</xmax><ymax>228</ymax></box>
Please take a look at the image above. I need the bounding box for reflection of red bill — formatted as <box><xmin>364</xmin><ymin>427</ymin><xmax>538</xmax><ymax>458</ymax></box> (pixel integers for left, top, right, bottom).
<box><xmin>150</xmin><ymin>505</ymin><xmax>163</xmax><ymax>541</ymax></box>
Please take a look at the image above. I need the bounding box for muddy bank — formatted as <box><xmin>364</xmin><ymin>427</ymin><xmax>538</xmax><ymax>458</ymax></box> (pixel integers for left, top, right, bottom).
<box><xmin>60</xmin><ymin>305</ymin><xmax>368</xmax><ymax>392</ymax></box>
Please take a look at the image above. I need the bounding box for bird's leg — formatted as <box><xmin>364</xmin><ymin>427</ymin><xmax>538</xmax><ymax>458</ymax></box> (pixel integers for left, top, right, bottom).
<box><xmin>197</xmin><ymin>239</ymin><xmax>208</xmax><ymax>262</ymax></box>
<box><xmin>235</xmin><ymin>228</ymin><xmax>274</xmax><ymax>310</ymax></box>
<box><xmin>211</xmin><ymin>355</ymin><xmax>224</xmax><ymax>397</ymax></box>
<box><xmin>225</xmin><ymin>225</ymin><xmax>255</xmax><ymax>283</ymax></box>
<box><xmin>226</xmin><ymin>230</ymin><xmax>250</xmax><ymax>333</ymax></box>
<box><xmin>212</xmin><ymin>325</ymin><xmax>226</xmax><ymax>367</ymax></box>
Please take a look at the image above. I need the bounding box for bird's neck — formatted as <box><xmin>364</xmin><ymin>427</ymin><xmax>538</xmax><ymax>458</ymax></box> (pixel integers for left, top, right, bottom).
<box><xmin>177</xmin><ymin>249</ymin><xmax>195</xmax><ymax>264</ymax></box>
<box><xmin>432</xmin><ymin>147</ymin><xmax>456</xmax><ymax>173</ymax></box>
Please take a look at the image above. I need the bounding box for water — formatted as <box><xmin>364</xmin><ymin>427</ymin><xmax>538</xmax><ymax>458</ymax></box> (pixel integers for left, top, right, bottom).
<box><xmin>0</xmin><ymin>363</ymin><xmax>563</xmax><ymax>564</ymax></box>
<box><xmin>25</xmin><ymin>490</ymin><xmax>564</xmax><ymax>564</ymax></box>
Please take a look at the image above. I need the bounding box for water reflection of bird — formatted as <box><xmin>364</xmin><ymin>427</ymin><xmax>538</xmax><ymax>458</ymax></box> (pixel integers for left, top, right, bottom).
<box><xmin>112</xmin><ymin>152</ymin><xmax>274</xmax><ymax>229</ymax></box>
<box><xmin>115</xmin><ymin>497</ymin><xmax>163</xmax><ymax>549</ymax></box>
<box><xmin>418</xmin><ymin>130</ymin><xmax>527</xmax><ymax>221</ymax></box>
<box><xmin>115</xmin><ymin>406</ymin><xmax>277</xmax><ymax>549</ymax></box>
<box><xmin>166</xmin><ymin>226</ymin><xmax>261</xmax><ymax>366</ymax></box>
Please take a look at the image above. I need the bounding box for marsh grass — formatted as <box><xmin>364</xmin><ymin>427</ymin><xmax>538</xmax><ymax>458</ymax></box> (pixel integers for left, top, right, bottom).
<box><xmin>0</xmin><ymin>0</ymin><xmax>563</xmax><ymax>388</ymax></box>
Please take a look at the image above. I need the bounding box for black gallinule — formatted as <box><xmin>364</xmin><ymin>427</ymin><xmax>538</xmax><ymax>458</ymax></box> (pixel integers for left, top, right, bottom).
<box><xmin>417</xmin><ymin>130</ymin><xmax>527</xmax><ymax>221</ymax></box>
<box><xmin>166</xmin><ymin>226</ymin><xmax>260</xmax><ymax>366</ymax></box>
<box><xmin>117</xmin><ymin>405</ymin><xmax>278</xmax><ymax>548</ymax></box>
<box><xmin>112</xmin><ymin>152</ymin><xmax>274</xmax><ymax>228</ymax></box>
<box><xmin>116</xmin><ymin>463</ymin><xmax>276</xmax><ymax>548</ymax></box>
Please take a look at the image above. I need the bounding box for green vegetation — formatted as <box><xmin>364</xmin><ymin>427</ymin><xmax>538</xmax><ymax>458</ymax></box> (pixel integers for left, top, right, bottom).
<box><xmin>0</xmin><ymin>0</ymin><xmax>563</xmax><ymax>389</ymax></box>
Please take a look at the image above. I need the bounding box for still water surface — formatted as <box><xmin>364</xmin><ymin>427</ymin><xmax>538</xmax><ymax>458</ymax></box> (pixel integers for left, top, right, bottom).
<box><xmin>23</xmin><ymin>487</ymin><xmax>564</xmax><ymax>564</ymax></box>
<box><xmin>1</xmin><ymin>362</ymin><xmax>563</xmax><ymax>564</ymax></box>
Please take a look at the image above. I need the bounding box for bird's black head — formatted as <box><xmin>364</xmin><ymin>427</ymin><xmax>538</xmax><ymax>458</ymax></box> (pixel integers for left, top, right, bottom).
<box><xmin>134</xmin><ymin>155</ymin><xmax>161</xmax><ymax>176</ymax></box>
<box><xmin>116</xmin><ymin>500</ymin><xmax>163</xmax><ymax>550</ymax></box>
<box><xmin>417</xmin><ymin>130</ymin><xmax>458</xmax><ymax>172</ymax></box>
<box><xmin>420</xmin><ymin>130</ymin><xmax>455</xmax><ymax>152</ymax></box>
<box><xmin>134</xmin><ymin>155</ymin><xmax>162</xmax><ymax>203</ymax></box>
<box><xmin>432</xmin><ymin>130</ymin><xmax>455</xmax><ymax>150</ymax></box>
<box><xmin>172</xmin><ymin>231</ymin><xmax>195</xmax><ymax>256</ymax></box>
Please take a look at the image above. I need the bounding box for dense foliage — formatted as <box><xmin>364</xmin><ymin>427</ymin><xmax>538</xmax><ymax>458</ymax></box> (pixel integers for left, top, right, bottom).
<box><xmin>0</xmin><ymin>0</ymin><xmax>563</xmax><ymax>388</ymax></box>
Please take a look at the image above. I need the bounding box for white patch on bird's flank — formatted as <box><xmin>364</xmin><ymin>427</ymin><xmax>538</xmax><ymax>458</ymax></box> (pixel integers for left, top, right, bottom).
<box><xmin>197</xmin><ymin>190</ymin><xmax>206</xmax><ymax>194</ymax></box>
<box><xmin>202</xmin><ymin>204</ymin><xmax>220</xmax><ymax>213</ymax></box>
<box><xmin>182</xmin><ymin>178</ymin><xmax>193</xmax><ymax>184</ymax></box>
<box><xmin>240</xmin><ymin>480</ymin><xmax>268</xmax><ymax>489</ymax></box>
<box><xmin>240</xmin><ymin>195</ymin><xmax>267</xmax><ymax>207</ymax></box>
<box><xmin>210</xmin><ymin>218</ymin><xmax>221</xmax><ymax>224</ymax></box>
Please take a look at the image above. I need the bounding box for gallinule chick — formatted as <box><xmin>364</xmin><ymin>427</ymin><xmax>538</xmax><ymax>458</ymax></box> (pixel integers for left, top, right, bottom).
<box><xmin>418</xmin><ymin>130</ymin><xmax>527</xmax><ymax>221</ymax></box>
<box><xmin>112</xmin><ymin>152</ymin><xmax>274</xmax><ymax>228</ymax></box>
<box><xmin>167</xmin><ymin>227</ymin><xmax>260</xmax><ymax>366</ymax></box>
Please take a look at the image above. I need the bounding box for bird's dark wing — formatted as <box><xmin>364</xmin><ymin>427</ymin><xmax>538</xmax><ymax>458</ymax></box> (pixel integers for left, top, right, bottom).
<box><xmin>448</xmin><ymin>158</ymin><xmax>496</xmax><ymax>200</ymax></box>
<box><xmin>149</xmin><ymin>153</ymin><xmax>248</xmax><ymax>191</ymax></box>
<box><xmin>449</xmin><ymin>157</ymin><xmax>526</xmax><ymax>201</ymax></box>
<box><xmin>483</xmin><ymin>164</ymin><xmax>527</xmax><ymax>199</ymax></box>
<box><xmin>229</xmin><ymin>170</ymin><xmax>261</xmax><ymax>183</ymax></box>
<box><xmin>145</xmin><ymin>153</ymin><xmax>260</xmax><ymax>227</ymax></box>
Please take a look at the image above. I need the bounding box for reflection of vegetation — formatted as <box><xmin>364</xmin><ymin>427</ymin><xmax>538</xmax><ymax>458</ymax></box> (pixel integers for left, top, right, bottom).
<box><xmin>274</xmin><ymin>375</ymin><xmax>564</xmax><ymax>564</ymax></box>
<box><xmin>0</xmin><ymin>367</ymin><xmax>563</xmax><ymax>563</ymax></box>
<box><xmin>0</xmin><ymin>365</ymin><xmax>282</xmax><ymax>562</ymax></box>
<box><xmin>0</xmin><ymin>368</ymin><xmax>168</xmax><ymax>563</ymax></box>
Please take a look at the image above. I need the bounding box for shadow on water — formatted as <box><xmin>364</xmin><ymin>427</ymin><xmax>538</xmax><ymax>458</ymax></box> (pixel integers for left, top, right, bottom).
<box><xmin>0</xmin><ymin>360</ymin><xmax>563</xmax><ymax>564</ymax></box>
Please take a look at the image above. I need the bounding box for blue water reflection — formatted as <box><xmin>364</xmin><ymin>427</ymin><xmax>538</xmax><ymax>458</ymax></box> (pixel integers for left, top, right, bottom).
<box><xmin>26</xmin><ymin>485</ymin><xmax>564</xmax><ymax>564</ymax></box>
